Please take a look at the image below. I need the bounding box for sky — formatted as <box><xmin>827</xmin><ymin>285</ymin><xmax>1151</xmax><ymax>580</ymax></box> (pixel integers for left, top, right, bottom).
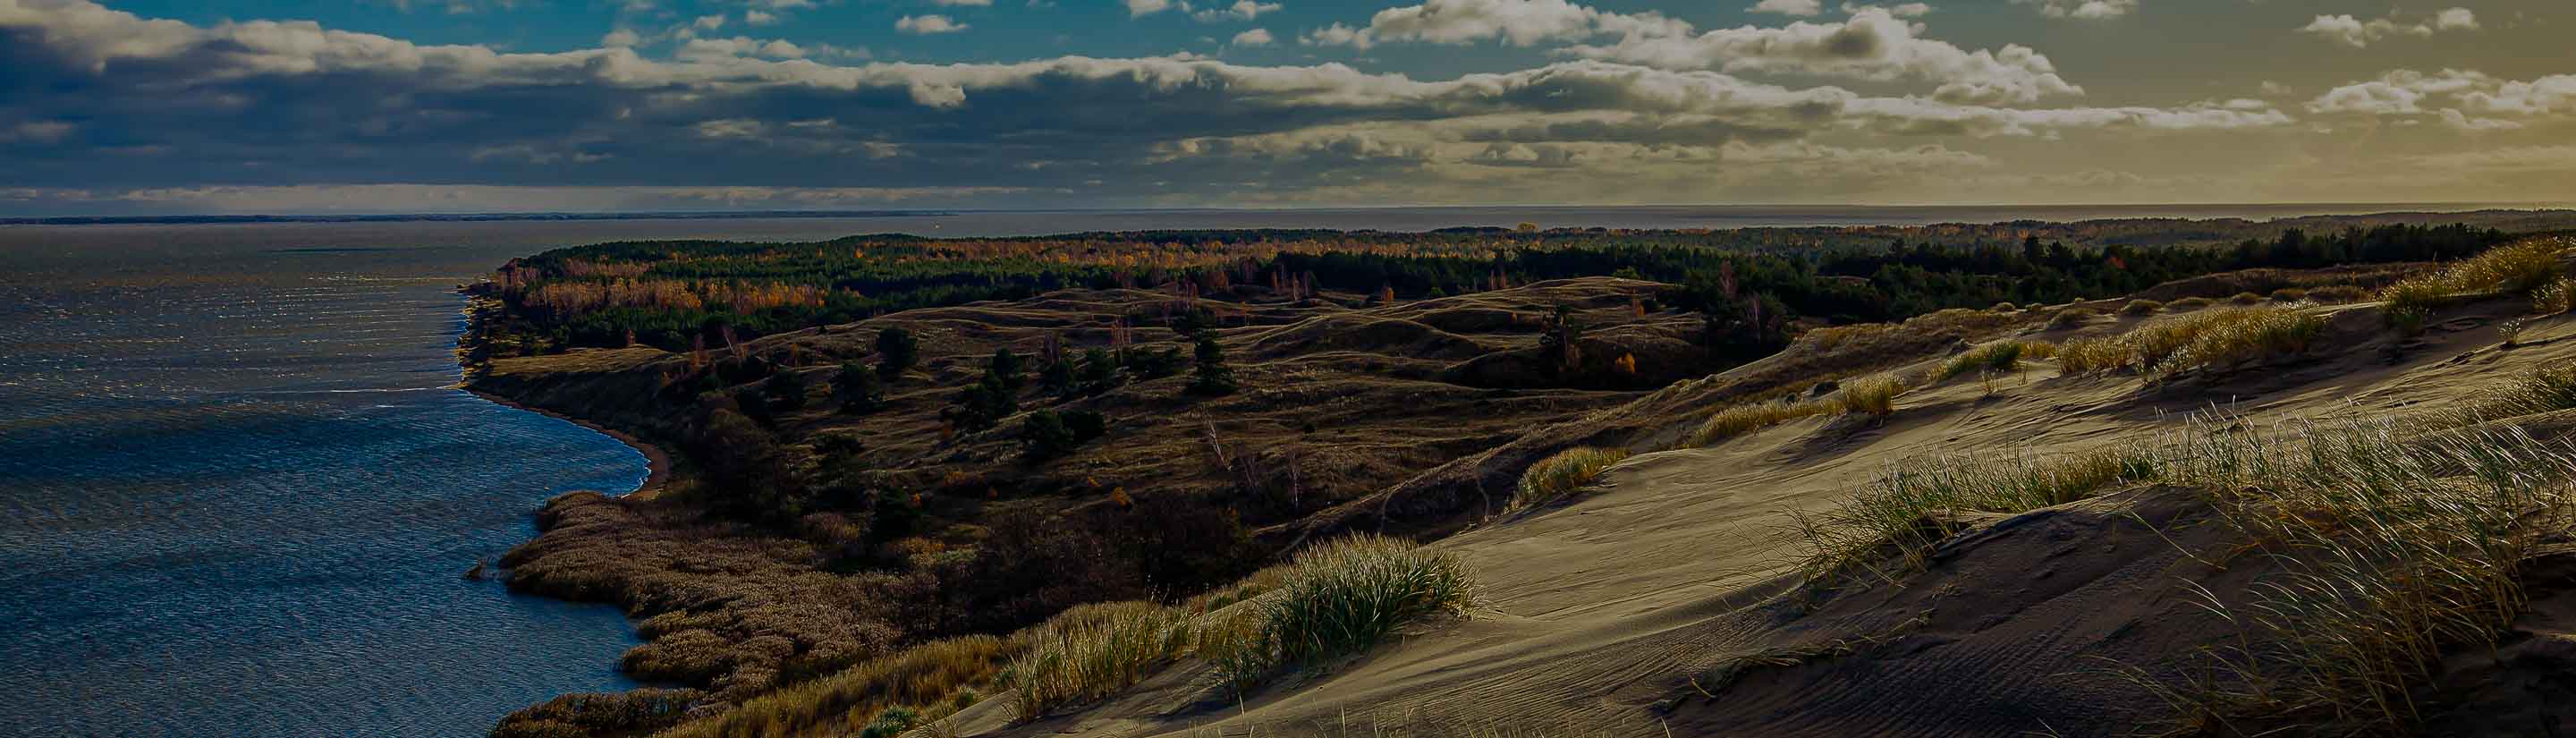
<box><xmin>0</xmin><ymin>0</ymin><xmax>2571</xmax><ymax>215</ymax></box>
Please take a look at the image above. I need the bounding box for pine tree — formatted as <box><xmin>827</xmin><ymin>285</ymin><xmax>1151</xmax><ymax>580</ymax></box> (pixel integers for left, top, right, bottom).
<box><xmin>874</xmin><ymin>327</ymin><xmax>919</xmax><ymax>379</ymax></box>
<box><xmin>834</xmin><ymin>361</ymin><xmax>883</xmax><ymax>413</ymax></box>
<box><xmin>763</xmin><ymin>369</ymin><xmax>809</xmax><ymax>411</ymax></box>
<box><xmin>1185</xmin><ymin>329</ymin><xmax>1237</xmax><ymax>396</ymax></box>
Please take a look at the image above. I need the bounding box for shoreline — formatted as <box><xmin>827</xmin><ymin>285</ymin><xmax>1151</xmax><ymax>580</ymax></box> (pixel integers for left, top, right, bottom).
<box><xmin>464</xmin><ymin>387</ymin><xmax>672</xmax><ymax>501</ymax></box>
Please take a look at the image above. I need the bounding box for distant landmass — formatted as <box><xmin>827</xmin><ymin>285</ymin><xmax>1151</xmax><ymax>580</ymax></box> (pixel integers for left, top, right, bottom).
<box><xmin>0</xmin><ymin>210</ymin><xmax>949</xmax><ymax>225</ymax></box>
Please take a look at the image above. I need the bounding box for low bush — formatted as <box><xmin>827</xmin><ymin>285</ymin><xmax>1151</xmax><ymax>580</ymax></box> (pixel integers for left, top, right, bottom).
<box><xmin>2267</xmin><ymin>287</ymin><xmax>2308</xmax><ymax>302</ymax></box>
<box><xmin>2169</xmin><ymin>296</ymin><xmax>2216</xmax><ymax>310</ymax></box>
<box><xmin>2119</xmin><ymin>300</ymin><xmax>2164</xmax><ymax>316</ymax></box>
<box><xmin>1512</xmin><ymin>446</ymin><xmax>1631</xmax><ymax>511</ymax></box>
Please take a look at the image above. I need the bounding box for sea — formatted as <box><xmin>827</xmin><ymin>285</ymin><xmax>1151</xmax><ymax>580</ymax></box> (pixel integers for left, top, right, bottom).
<box><xmin>0</xmin><ymin>204</ymin><xmax>2533</xmax><ymax>737</ymax></box>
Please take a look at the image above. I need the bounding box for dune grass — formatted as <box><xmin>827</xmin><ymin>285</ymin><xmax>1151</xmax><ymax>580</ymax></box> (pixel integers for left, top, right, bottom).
<box><xmin>1792</xmin><ymin>396</ymin><xmax>2576</xmax><ymax>734</ymax></box>
<box><xmin>2378</xmin><ymin>236</ymin><xmax>2571</xmax><ymax>321</ymax></box>
<box><xmin>1007</xmin><ymin>601</ymin><xmax>1198</xmax><ymax>719</ymax></box>
<box><xmin>2534</xmin><ymin>276</ymin><xmax>2576</xmax><ymax>316</ymax></box>
<box><xmin>2048</xmin><ymin>307</ymin><xmax>2100</xmax><ymax>328</ymax></box>
<box><xmin>1691</xmin><ymin>375</ymin><xmax>1911</xmax><ymax>446</ymax></box>
<box><xmin>2168</xmin><ymin>296</ymin><xmax>2215</xmax><ymax>310</ymax></box>
<box><xmin>2120</xmin><ymin>299</ymin><xmax>2165</xmax><ymax>316</ymax></box>
<box><xmin>652</xmin><ymin>635</ymin><xmax>1015</xmax><ymax>738</ymax></box>
<box><xmin>2139</xmin><ymin>418</ymin><xmax>2576</xmax><ymax>734</ymax></box>
<box><xmin>2042</xmin><ymin>303</ymin><xmax>2326</xmax><ymax>378</ymax></box>
<box><xmin>1512</xmin><ymin>446</ymin><xmax>1631</xmax><ymax>511</ymax></box>
<box><xmin>1791</xmin><ymin>445</ymin><xmax>2161</xmax><ymax>581</ymax></box>
<box><xmin>1208</xmin><ymin>534</ymin><xmax>1477</xmax><ymax>687</ymax></box>
<box><xmin>1693</xmin><ymin>397</ymin><xmax>1835</xmax><ymax>445</ymax></box>
<box><xmin>1002</xmin><ymin>534</ymin><xmax>1474</xmax><ymax>720</ymax></box>
<box><xmin>1936</xmin><ymin>340</ymin><xmax>2053</xmax><ymax>381</ymax></box>
<box><xmin>1834</xmin><ymin>375</ymin><xmax>1906</xmax><ymax>416</ymax></box>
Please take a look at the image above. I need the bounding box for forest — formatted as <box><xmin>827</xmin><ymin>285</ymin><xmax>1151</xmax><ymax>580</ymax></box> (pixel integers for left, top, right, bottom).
<box><xmin>472</xmin><ymin>218</ymin><xmax>2518</xmax><ymax>365</ymax></box>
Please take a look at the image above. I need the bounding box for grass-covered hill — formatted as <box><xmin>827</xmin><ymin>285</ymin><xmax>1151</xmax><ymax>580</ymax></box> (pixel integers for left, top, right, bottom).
<box><xmin>466</xmin><ymin>220</ymin><xmax>2576</xmax><ymax>738</ymax></box>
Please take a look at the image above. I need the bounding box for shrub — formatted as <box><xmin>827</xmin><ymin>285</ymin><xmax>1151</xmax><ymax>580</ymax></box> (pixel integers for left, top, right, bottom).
<box><xmin>762</xmin><ymin>369</ymin><xmax>809</xmax><ymax>411</ymax></box>
<box><xmin>2119</xmin><ymin>299</ymin><xmax>2164</xmax><ymax>317</ymax></box>
<box><xmin>2268</xmin><ymin>287</ymin><xmax>2308</xmax><ymax>302</ymax></box>
<box><xmin>2169</xmin><ymin>296</ymin><xmax>2215</xmax><ymax>310</ymax></box>
<box><xmin>1835</xmin><ymin>375</ymin><xmax>1905</xmax><ymax>416</ymax></box>
<box><xmin>834</xmin><ymin>361</ymin><xmax>884</xmax><ymax>413</ymax></box>
<box><xmin>2047</xmin><ymin>307</ymin><xmax>2099</xmax><ymax>329</ymax></box>
<box><xmin>2227</xmin><ymin>292</ymin><xmax>2266</xmax><ymax>305</ymax></box>
<box><xmin>1022</xmin><ymin>409</ymin><xmax>1109</xmax><ymax>459</ymax></box>
<box><xmin>1512</xmin><ymin>446</ymin><xmax>1631</xmax><ymax>511</ymax></box>
<box><xmin>1991</xmin><ymin>301</ymin><xmax>2018</xmax><ymax>312</ymax></box>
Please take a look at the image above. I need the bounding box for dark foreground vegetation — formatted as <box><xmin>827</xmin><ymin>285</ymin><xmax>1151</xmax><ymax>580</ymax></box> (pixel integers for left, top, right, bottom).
<box><xmin>465</xmin><ymin>212</ymin><xmax>2576</xmax><ymax>738</ymax></box>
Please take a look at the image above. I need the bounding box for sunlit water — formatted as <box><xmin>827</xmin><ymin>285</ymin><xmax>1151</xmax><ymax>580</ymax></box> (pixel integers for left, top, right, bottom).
<box><xmin>0</xmin><ymin>205</ymin><xmax>2499</xmax><ymax>737</ymax></box>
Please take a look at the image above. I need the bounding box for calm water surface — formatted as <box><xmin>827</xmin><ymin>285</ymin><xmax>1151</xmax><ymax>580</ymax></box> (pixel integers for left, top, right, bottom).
<box><xmin>0</xmin><ymin>205</ymin><xmax>2500</xmax><ymax>736</ymax></box>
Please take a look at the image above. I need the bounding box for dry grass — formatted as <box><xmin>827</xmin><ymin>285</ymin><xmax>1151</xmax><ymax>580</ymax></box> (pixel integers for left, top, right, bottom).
<box><xmin>1834</xmin><ymin>375</ymin><xmax>1906</xmax><ymax>416</ymax></box>
<box><xmin>1692</xmin><ymin>396</ymin><xmax>1835</xmax><ymax>445</ymax></box>
<box><xmin>2038</xmin><ymin>304</ymin><xmax>2326</xmax><ymax>379</ymax></box>
<box><xmin>2378</xmin><ymin>237</ymin><xmax>2572</xmax><ymax>320</ymax></box>
<box><xmin>1791</xmin><ymin>445</ymin><xmax>2157</xmax><ymax>581</ymax></box>
<box><xmin>2053</xmin><ymin>336</ymin><xmax>2131</xmax><ymax>375</ymax></box>
<box><xmin>1008</xmin><ymin>601</ymin><xmax>1198</xmax><ymax>719</ymax></box>
<box><xmin>2534</xmin><ymin>276</ymin><xmax>2576</xmax><ymax>316</ymax></box>
<box><xmin>1209</xmin><ymin>534</ymin><xmax>1477</xmax><ymax>688</ymax></box>
<box><xmin>1691</xmin><ymin>375</ymin><xmax>1910</xmax><ymax>445</ymax></box>
<box><xmin>657</xmin><ymin>635</ymin><xmax>1016</xmax><ymax>738</ymax></box>
<box><xmin>1512</xmin><ymin>446</ymin><xmax>1631</xmax><ymax>511</ymax></box>
<box><xmin>1936</xmin><ymin>340</ymin><xmax>2053</xmax><ymax>381</ymax></box>
<box><xmin>1792</xmin><ymin>403</ymin><xmax>2576</xmax><ymax>735</ymax></box>
<box><xmin>2120</xmin><ymin>300</ymin><xmax>2165</xmax><ymax>316</ymax></box>
<box><xmin>1005</xmin><ymin>535</ymin><xmax>1476</xmax><ymax>720</ymax></box>
<box><xmin>2133</xmin><ymin>417</ymin><xmax>2576</xmax><ymax>735</ymax></box>
<box><xmin>2048</xmin><ymin>307</ymin><xmax>2100</xmax><ymax>329</ymax></box>
<box><xmin>2169</xmin><ymin>296</ymin><xmax>2216</xmax><ymax>310</ymax></box>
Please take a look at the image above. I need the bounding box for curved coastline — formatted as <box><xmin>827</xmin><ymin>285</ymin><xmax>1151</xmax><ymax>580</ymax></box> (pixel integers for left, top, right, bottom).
<box><xmin>463</xmin><ymin>387</ymin><xmax>671</xmax><ymax>500</ymax></box>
